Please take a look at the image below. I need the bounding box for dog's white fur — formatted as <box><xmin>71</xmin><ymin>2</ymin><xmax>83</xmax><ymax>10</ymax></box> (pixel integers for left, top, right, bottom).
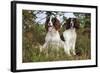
<box><xmin>42</xmin><ymin>27</ymin><xmax>66</xmax><ymax>50</ymax></box>
<box><xmin>63</xmin><ymin>19</ymin><xmax>77</xmax><ymax>56</ymax></box>
<box><xmin>63</xmin><ymin>28</ymin><xmax>76</xmax><ymax>55</ymax></box>
<box><xmin>40</xmin><ymin>16</ymin><xmax>66</xmax><ymax>56</ymax></box>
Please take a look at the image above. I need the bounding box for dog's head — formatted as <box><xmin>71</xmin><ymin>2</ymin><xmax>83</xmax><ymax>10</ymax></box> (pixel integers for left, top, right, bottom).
<box><xmin>45</xmin><ymin>15</ymin><xmax>61</xmax><ymax>32</ymax></box>
<box><xmin>64</xmin><ymin>18</ymin><xmax>80</xmax><ymax>29</ymax></box>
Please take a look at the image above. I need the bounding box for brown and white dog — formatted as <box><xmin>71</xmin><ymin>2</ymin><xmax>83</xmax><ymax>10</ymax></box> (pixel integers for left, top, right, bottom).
<box><xmin>63</xmin><ymin>18</ymin><xmax>79</xmax><ymax>56</ymax></box>
<box><xmin>40</xmin><ymin>15</ymin><xmax>66</xmax><ymax>56</ymax></box>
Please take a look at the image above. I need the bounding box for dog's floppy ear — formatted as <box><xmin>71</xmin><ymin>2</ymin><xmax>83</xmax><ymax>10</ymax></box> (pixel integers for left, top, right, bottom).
<box><xmin>73</xmin><ymin>18</ymin><xmax>80</xmax><ymax>29</ymax></box>
<box><xmin>45</xmin><ymin>17</ymin><xmax>50</xmax><ymax>31</ymax></box>
<box><xmin>52</xmin><ymin>17</ymin><xmax>61</xmax><ymax>31</ymax></box>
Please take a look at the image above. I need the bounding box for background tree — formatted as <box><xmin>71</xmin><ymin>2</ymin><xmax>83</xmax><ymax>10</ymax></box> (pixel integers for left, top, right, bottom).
<box><xmin>23</xmin><ymin>10</ymin><xmax>36</xmax><ymax>32</ymax></box>
<box><xmin>74</xmin><ymin>13</ymin><xmax>91</xmax><ymax>28</ymax></box>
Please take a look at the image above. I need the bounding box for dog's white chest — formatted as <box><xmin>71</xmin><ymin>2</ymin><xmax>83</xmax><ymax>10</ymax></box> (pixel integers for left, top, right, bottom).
<box><xmin>45</xmin><ymin>31</ymin><xmax>61</xmax><ymax>42</ymax></box>
<box><xmin>63</xmin><ymin>29</ymin><xmax>76</xmax><ymax>42</ymax></box>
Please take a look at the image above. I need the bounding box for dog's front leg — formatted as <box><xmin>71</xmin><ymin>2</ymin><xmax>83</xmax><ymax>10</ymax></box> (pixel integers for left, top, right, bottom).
<box><xmin>64</xmin><ymin>42</ymin><xmax>71</xmax><ymax>56</ymax></box>
<box><xmin>40</xmin><ymin>42</ymin><xmax>47</xmax><ymax>53</ymax></box>
<box><xmin>41</xmin><ymin>42</ymin><xmax>49</xmax><ymax>56</ymax></box>
<box><xmin>72</xmin><ymin>41</ymin><xmax>76</xmax><ymax>55</ymax></box>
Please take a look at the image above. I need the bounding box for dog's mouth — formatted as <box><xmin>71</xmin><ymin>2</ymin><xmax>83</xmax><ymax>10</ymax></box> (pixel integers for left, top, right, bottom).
<box><xmin>70</xmin><ymin>23</ymin><xmax>74</xmax><ymax>29</ymax></box>
<box><xmin>48</xmin><ymin>26</ymin><xmax>53</xmax><ymax>32</ymax></box>
<box><xmin>48</xmin><ymin>26</ymin><xmax>57</xmax><ymax>32</ymax></box>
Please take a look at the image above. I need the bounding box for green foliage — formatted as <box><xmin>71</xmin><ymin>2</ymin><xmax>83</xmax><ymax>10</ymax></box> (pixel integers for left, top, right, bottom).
<box><xmin>74</xmin><ymin>13</ymin><xmax>91</xmax><ymax>28</ymax></box>
<box><xmin>23</xmin><ymin>10</ymin><xmax>36</xmax><ymax>32</ymax></box>
<box><xmin>75</xmin><ymin>28</ymin><xmax>91</xmax><ymax>59</ymax></box>
<box><xmin>22</xmin><ymin>10</ymin><xmax>91</xmax><ymax>63</ymax></box>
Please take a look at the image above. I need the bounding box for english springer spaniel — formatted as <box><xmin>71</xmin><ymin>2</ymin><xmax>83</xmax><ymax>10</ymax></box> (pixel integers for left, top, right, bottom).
<box><xmin>40</xmin><ymin>15</ymin><xmax>66</xmax><ymax>56</ymax></box>
<box><xmin>63</xmin><ymin>18</ymin><xmax>79</xmax><ymax>56</ymax></box>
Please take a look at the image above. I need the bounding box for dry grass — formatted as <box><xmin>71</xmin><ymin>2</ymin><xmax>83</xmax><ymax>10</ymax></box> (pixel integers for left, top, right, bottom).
<box><xmin>22</xmin><ymin>25</ymin><xmax>91</xmax><ymax>63</ymax></box>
